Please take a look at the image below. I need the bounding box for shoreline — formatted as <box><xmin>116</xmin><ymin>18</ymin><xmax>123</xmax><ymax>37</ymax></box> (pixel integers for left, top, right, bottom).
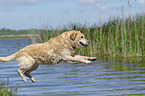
<box><xmin>0</xmin><ymin>34</ymin><xmax>39</xmax><ymax>39</ymax></box>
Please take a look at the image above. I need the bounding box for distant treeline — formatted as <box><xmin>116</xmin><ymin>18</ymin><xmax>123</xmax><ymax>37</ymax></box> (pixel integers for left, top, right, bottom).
<box><xmin>0</xmin><ymin>28</ymin><xmax>40</xmax><ymax>36</ymax></box>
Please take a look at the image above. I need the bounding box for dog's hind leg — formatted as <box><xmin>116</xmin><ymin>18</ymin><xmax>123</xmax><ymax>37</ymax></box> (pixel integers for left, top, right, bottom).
<box><xmin>16</xmin><ymin>52</ymin><xmax>37</xmax><ymax>82</ymax></box>
<box><xmin>17</xmin><ymin>68</ymin><xmax>27</xmax><ymax>82</ymax></box>
<box><xmin>24</xmin><ymin>63</ymin><xmax>39</xmax><ymax>82</ymax></box>
<box><xmin>24</xmin><ymin>70</ymin><xmax>35</xmax><ymax>82</ymax></box>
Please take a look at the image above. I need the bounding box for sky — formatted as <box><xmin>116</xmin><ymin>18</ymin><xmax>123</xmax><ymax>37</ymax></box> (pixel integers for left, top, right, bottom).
<box><xmin>0</xmin><ymin>0</ymin><xmax>145</xmax><ymax>30</ymax></box>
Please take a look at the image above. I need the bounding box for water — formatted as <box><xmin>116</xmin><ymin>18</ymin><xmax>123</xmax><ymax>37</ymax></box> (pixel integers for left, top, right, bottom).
<box><xmin>0</xmin><ymin>39</ymin><xmax>145</xmax><ymax>96</ymax></box>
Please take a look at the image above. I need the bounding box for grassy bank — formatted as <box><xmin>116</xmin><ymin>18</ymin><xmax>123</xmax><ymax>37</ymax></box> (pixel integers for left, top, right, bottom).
<box><xmin>0</xmin><ymin>80</ymin><xmax>18</xmax><ymax>96</ymax></box>
<box><xmin>38</xmin><ymin>14</ymin><xmax>145</xmax><ymax>57</ymax></box>
<box><xmin>0</xmin><ymin>34</ymin><xmax>39</xmax><ymax>39</ymax></box>
<box><xmin>0</xmin><ymin>28</ymin><xmax>39</xmax><ymax>39</ymax></box>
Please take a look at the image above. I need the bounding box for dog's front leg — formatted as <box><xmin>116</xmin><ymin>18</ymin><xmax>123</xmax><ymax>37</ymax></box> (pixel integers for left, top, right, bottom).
<box><xmin>74</xmin><ymin>55</ymin><xmax>97</xmax><ymax>61</ymax></box>
<box><xmin>63</xmin><ymin>56</ymin><xmax>91</xmax><ymax>64</ymax></box>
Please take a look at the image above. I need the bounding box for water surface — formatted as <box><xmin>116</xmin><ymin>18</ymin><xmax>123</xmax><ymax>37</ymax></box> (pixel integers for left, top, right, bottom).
<box><xmin>0</xmin><ymin>39</ymin><xmax>145</xmax><ymax>96</ymax></box>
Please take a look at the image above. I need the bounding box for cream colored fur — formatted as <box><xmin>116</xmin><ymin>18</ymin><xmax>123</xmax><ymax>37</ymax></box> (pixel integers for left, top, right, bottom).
<box><xmin>0</xmin><ymin>30</ymin><xmax>96</xmax><ymax>82</ymax></box>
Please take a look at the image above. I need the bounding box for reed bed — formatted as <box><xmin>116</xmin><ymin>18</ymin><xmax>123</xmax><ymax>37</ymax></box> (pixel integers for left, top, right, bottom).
<box><xmin>37</xmin><ymin>14</ymin><xmax>145</xmax><ymax>57</ymax></box>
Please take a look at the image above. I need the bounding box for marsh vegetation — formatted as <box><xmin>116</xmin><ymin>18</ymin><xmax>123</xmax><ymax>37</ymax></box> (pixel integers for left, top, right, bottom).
<box><xmin>38</xmin><ymin>14</ymin><xmax>145</xmax><ymax>57</ymax></box>
<box><xmin>0</xmin><ymin>80</ymin><xmax>18</xmax><ymax>96</ymax></box>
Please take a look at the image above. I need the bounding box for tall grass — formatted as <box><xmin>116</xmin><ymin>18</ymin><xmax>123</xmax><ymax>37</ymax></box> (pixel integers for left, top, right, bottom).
<box><xmin>37</xmin><ymin>13</ymin><xmax>145</xmax><ymax>57</ymax></box>
<box><xmin>0</xmin><ymin>80</ymin><xmax>18</xmax><ymax>96</ymax></box>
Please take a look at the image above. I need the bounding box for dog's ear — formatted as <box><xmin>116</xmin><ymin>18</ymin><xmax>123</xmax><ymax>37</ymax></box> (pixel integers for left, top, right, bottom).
<box><xmin>70</xmin><ymin>32</ymin><xmax>77</xmax><ymax>41</ymax></box>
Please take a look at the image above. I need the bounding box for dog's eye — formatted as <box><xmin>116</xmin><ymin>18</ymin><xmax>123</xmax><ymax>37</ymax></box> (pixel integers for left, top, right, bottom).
<box><xmin>81</xmin><ymin>36</ymin><xmax>84</xmax><ymax>38</ymax></box>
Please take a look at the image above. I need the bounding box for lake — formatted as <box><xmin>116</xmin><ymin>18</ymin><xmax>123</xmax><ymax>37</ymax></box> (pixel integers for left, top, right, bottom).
<box><xmin>0</xmin><ymin>39</ymin><xmax>145</xmax><ymax>96</ymax></box>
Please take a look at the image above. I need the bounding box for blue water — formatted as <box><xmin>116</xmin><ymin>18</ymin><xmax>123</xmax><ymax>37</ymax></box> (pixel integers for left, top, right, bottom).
<box><xmin>0</xmin><ymin>39</ymin><xmax>145</xmax><ymax>96</ymax></box>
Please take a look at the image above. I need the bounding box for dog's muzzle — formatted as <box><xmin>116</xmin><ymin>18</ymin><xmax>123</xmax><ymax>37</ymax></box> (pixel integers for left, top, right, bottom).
<box><xmin>79</xmin><ymin>41</ymin><xmax>89</xmax><ymax>47</ymax></box>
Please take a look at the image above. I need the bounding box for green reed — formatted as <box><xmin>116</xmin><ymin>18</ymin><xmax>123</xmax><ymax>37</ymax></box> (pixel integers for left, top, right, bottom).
<box><xmin>0</xmin><ymin>79</ymin><xmax>18</xmax><ymax>96</ymax></box>
<box><xmin>38</xmin><ymin>13</ymin><xmax>145</xmax><ymax>57</ymax></box>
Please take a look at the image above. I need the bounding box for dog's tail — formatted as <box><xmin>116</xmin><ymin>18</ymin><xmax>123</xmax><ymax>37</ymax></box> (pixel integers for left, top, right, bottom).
<box><xmin>0</xmin><ymin>52</ymin><xmax>17</xmax><ymax>62</ymax></box>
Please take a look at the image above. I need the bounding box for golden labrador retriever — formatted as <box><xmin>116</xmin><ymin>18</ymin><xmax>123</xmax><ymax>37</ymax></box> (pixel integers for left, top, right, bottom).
<box><xmin>0</xmin><ymin>30</ymin><xmax>96</xmax><ymax>82</ymax></box>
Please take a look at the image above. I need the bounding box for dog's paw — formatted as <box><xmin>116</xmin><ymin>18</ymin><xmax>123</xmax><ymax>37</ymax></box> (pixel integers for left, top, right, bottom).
<box><xmin>30</xmin><ymin>77</ymin><xmax>36</xmax><ymax>82</ymax></box>
<box><xmin>22</xmin><ymin>77</ymin><xmax>27</xmax><ymax>82</ymax></box>
<box><xmin>83</xmin><ymin>60</ymin><xmax>91</xmax><ymax>64</ymax></box>
<box><xmin>88</xmin><ymin>57</ymin><xmax>97</xmax><ymax>61</ymax></box>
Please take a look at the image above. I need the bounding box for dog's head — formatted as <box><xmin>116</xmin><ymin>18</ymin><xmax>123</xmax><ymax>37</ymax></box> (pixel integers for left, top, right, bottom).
<box><xmin>69</xmin><ymin>30</ymin><xmax>90</xmax><ymax>48</ymax></box>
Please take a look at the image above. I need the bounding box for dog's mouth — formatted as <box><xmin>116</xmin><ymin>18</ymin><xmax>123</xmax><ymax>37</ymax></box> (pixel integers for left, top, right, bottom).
<box><xmin>79</xmin><ymin>41</ymin><xmax>88</xmax><ymax>47</ymax></box>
